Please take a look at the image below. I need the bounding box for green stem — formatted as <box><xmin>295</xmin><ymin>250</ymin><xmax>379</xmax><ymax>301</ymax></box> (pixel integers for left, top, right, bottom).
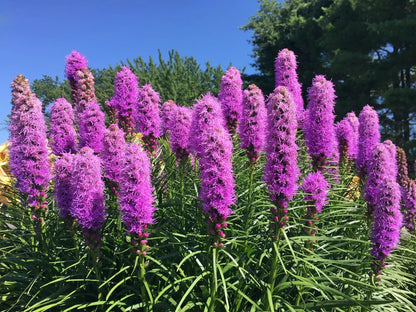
<box><xmin>139</xmin><ymin>255</ymin><xmax>153</xmax><ymax>312</ymax></box>
<box><xmin>208</xmin><ymin>247</ymin><xmax>218</xmax><ymax>312</ymax></box>
<box><xmin>91</xmin><ymin>248</ymin><xmax>104</xmax><ymax>306</ymax></box>
<box><xmin>265</xmin><ymin>234</ymin><xmax>281</xmax><ymax>312</ymax></box>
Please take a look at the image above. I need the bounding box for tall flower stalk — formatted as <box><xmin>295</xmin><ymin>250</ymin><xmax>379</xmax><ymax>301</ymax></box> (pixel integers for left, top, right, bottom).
<box><xmin>346</xmin><ymin>111</ymin><xmax>359</xmax><ymax>160</ymax></box>
<box><xmin>160</xmin><ymin>100</ymin><xmax>177</xmax><ymax>136</ymax></box>
<box><xmin>336</xmin><ymin>119</ymin><xmax>354</xmax><ymax>168</ymax></box>
<box><xmin>9</xmin><ymin>74</ymin><xmax>50</xmax><ymax>244</ymax></box>
<box><xmin>53</xmin><ymin>153</ymin><xmax>75</xmax><ymax>223</ymax></box>
<box><xmin>263</xmin><ymin>86</ymin><xmax>299</xmax><ymax>311</ymax></box>
<box><xmin>49</xmin><ymin>98</ymin><xmax>78</xmax><ymax>155</ymax></box>
<box><xmin>218</xmin><ymin>67</ymin><xmax>243</xmax><ymax>135</ymax></box>
<box><xmin>168</xmin><ymin>105</ymin><xmax>192</xmax><ymax>162</ymax></box>
<box><xmin>78</xmin><ymin>101</ymin><xmax>106</xmax><ymax>154</ymax></box>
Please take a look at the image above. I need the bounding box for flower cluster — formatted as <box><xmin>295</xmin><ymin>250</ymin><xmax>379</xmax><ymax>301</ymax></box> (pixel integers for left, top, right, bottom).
<box><xmin>136</xmin><ymin>84</ymin><xmax>161</xmax><ymax>153</ymax></box>
<box><xmin>305</xmin><ymin>75</ymin><xmax>338</xmax><ymax>172</ymax></box>
<box><xmin>65</xmin><ymin>50</ymin><xmax>88</xmax><ymax>101</ymax></box>
<box><xmin>218</xmin><ymin>67</ymin><xmax>243</xmax><ymax>134</ymax></box>
<box><xmin>102</xmin><ymin>124</ymin><xmax>127</xmax><ymax>184</ymax></box>
<box><xmin>356</xmin><ymin>105</ymin><xmax>380</xmax><ymax>178</ymax></box>
<box><xmin>239</xmin><ymin>84</ymin><xmax>267</xmax><ymax>164</ymax></box>
<box><xmin>78</xmin><ymin>101</ymin><xmax>106</xmax><ymax>154</ymax></box>
<box><xmin>49</xmin><ymin>98</ymin><xmax>78</xmax><ymax>155</ymax></box>
<box><xmin>160</xmin><ymin>100</ymin><xmax>177</xmax><ymax>135</ymax></box>
<box><xmin>336</xmin><ymin>119</ymin><xmax>354</xmax><ymax>166</ymax></box>
<box><xmin>346</xmin><ymin>112</ymin><xmax>359</xmax><ymax>159</ymax></box>
<box><xmin>111</xmin><ymin>66</ymin><xmax>139</xmax><ymax>136</ymax></box>
<box><xmin>263</xmin><ymin>86</ymin><xmax>299</xmax><ymax>236</ymax></box>
<box><xmin>396</xmin><ymin>147</ymin><xmax>409</xmax><ymax>190</ymax></box>
<box><xmin>274</xmin><ymin>48</ymin><xmax>304</xmax><ymax>120</ymax></box>
<box><xmin>169</xmin><ymin>106</ymin><xmax>192</xmax><ymax>161</ymax></box>
<box><xmin>53</xmin><ymin>153</ymin><xmax>75</xmax><ymax>221</ymax></box>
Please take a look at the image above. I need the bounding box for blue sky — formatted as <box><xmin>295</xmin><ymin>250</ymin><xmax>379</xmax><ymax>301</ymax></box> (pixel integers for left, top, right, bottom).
<box><xmin>0</xmin><ymin>0</ymin><xmax>262</xmax><ymax>143</ymax></box>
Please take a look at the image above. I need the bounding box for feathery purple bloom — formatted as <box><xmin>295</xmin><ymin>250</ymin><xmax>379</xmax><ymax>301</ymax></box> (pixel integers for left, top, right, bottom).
<box><xmin>118</xmin><ymin>143</ymin><xmax>156</xmax><ymax>235</ymax></box>
<box><xmin>111</xmin><ymin>66</ymin><xmax>139</xmax><ymax>135</ymax></box>
<box><xmin>78</xmin><ymin>101</ymin><xmax>106</xmax><ymax>154</ymax></box>
<box><xmin>160</xmin><ymin>100</ymin><xmax>177</xmax><ymax>135</ymax></box>
<box><xmin>53</xmin><ymin>153</ymin><xmax>75</xmax><ymax>220</ymax></box>
<box><xmin>65</xmin><ymin>50</ymin><xmax>88</xmax><ymax>96</ymax></box>
<box><xmin>302</xmin><ymin>171</ymin><xmax>329</xmax><ymax>214</ymax></box>
<box><xmin>73</xmin><ymin>69</ymin><xmax>97</xmax><ymax>118</ymax></box>
<box><xmin>336</xmin><ymin>119</ymin><xmax>354</xmax><ymax>165</ymax></box>
<box><xmin>169</xmin><ymin>106</ymin><xmax>192</xmax><ymax>160</ymax></box>
<box><xmin>346</xmin><ymin>112</ymin><xmax>359</xmax><ymax>159</ymax></box>
<box><xmin>102</xmin><ymin>124</ymin><xmax>127</xmax><ymax>183</ymax></box>
<box><xmin>264</xmin><ymin>86</ymin><xmax>299</xmax><ymax>210</ymax></box>
<box><xmin>9</xmin><ymin>74</ymin><xmax>50</xmax><ymax>209</ymax></box>
<box><xmin>71</xmin><ymin>147</ymin><xmax>106</xmax><ymax>231</ymax></box>
<box><xmin>49</xmin><ymin>98</ymin><xmax>77</xmax><ymax>155</ymax></box>
<box><xmin>370</xmin><ymin>178</ymin><xmax>402</xmax><ymax>263</ymax></box>
<box><xmin>218</xmin><ymin>67</ymin><xmax>243</xmax><ymax>134</ymax></box>
<box><xmin>403</xmin><ymin>179</ymin><xmax>416</xmax><ymax>231</ymax></box>
<box><xmin>190</xmin><ymin>94</ymin><xmax>235</xmax><ymax>222</ymax></box>
<box><xmin>239</xmin><ymin>84</ymin><xmax>267</xmax><ymax>162</ymax></box>
<box><xmin>274</xmin><ymin>48</ymin><xmax>304</xmax><ymax>120</ymax></box>
<box><xmin>305</xmin><ymin>75</ymin><xmax>338</xmax><ymax>172</ymax></box>
<box><xmin>356</xmin><ymin>105</ymin><xmax>380</xmax><ymax>178</ymax></box>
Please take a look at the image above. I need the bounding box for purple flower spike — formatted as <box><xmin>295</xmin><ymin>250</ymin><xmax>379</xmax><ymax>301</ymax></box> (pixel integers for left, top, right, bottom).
<box><xmin>136</xmin><ymin>84</ymin><xmax>161</xmax><ymax>152</ymax></box>
<box><xmin>364</xmin><ymin>143</ymin><xmax>397</xmax><ymax>217</ymax></box>
<box><xmin>403</xmin><ymin>179</ymin><xmax>416</xmax><ymax>231</ymax></box>
<box><xmin>336</xmin><ymin>119</ymin><xmax>354</xmax><ymax>166</ymax></box>
<box><xmin>9</xmin><ymin>75</ymin><xmax>50</xmax><ymax>210</ymax></box>
<box><xmin>71</xmin><ymin>147</ymin><xmax>106</xmax><ymax>231</ymax></box>
<box><xmin>302</xmin><ymin>172</ymin><xmax>329</xmax><ymax>214</ymax></box>
<box><xmin>346</xmin><ymin>112</ymin><xmax>359</xmax><ymax>159</ymax></box>
<box><xmin>190</xmin><ymin>94</ymin><xmax>235</xmax><ymax>240</ymax></box>
<box><xmin>65</xmin><ymin>50</ymin><xmax>88</xmax><ymax>93</ymax></box>
<box><xmin>102</xmin><ymin>124</ymin><xmax>127</xmax><ymax>183</ymax></box>
<box><xmin>73</xmin><ymin>69</ymin><xmax>97</xmax><ymax>118</ymax></box>
<box><xmin>275</xmin><ymin>49</ymin><xmax>304</xmax><ymax>120</ymax></box>
<box><xmin>383</xmin><ymin>140</ymin><xmax>398</xmax><ymax>179</ymax></box>
<box><xmin>49</xmin><ymin>98</ymin><xmax>77</xmax><ymax>155</ymax></box>
<box><xmin>264</xmin><ymin>86</ymin><xmax>299</xmax><ymax>225</ymax></box>
<box><xmin>370</xmin><ymin>178</ymin><xmax>402</xmax><ymax>272</ymax></box>
<box><xmin>239</xmin><ymin>84</ymin><xmax>267</xmax><ymax>163</ymax></box>
<box><xmin>78</xmin><ymin>101</ymin><xmax>106</xmax><ymax>154</ymax></box>
<box><xmin>356</xmin><ymin>105</ymin><xmax>380</xmax><ymax>178</ymax></box>
<box><xmin>111</xmin><ymin>66</ymin><xmax>139</xmax><ymax>136</ymax></box>
<box><xmin>169</xmin><ymin>106</ymin><xmax>192</xmax><ymax>160</ymax></box>
<box><xmin>161</xmin><ymin>100</ymin><xmax>177</xmax><ymax>135</ymax></box>
<box><xmin>118</xmin><ymin>143</ymin><xmax>156</xmax><ymax>235</ymax></box>
<box><xmin>53</xmin><ymin>153</ymin><xmax>75</xmax><ymax>220</ymax></box>
<box><xmin>218</xmin><ymin>67</ymin><xmax>243</xmax><ymax>134</ymax></box>
<box><xmin>305</xmin><ymin>75</ymin><xmax>338</xmax><ymax>173</ymax></box>
<box><xmin>396</xmin><ymin>147</ymin><xmax>409</xmax><ymax>190</ymax></box>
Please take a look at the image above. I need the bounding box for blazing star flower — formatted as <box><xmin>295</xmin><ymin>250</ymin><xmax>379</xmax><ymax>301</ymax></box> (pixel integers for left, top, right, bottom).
<box><xmin>111</xmin><ymin>66</ymin><xmax>139</xmax><ymax>136</ymax></box>
<box><xmin>136</xmin><ymin>84</ymin><xmax>161</xmax><ymax>152</ymax></box>
<box><xmin>218</xmin><ymin>67</ymin><xmax>243</xmax><ymax>134</ymax></box>
<box><xmin>49</xmin><ymin>98</ymin><xmax>77</xmax><ymax>155</ymax></box>
<box><xmin>78</xmin><ymin>101</ymin><xmax>106</xmax><ymax>154</ymax></box>
<box><xmin>9</xmin><ymin>74</ymin><xmax>50</xmax><ymax>210</ymax></box>
<box><xmin>403</xmin><ymin>179</ymin><xmax>416</xmax><ymax>231</ymax></box>
<box><xmin>53</xmin><ymin>153</ymin><xmax>75</xmax><ymax>220</ymax></box>
<box><xmin>71</xmin><ymin>147</ymin><xmax>106</xmax><ymax>231</ymax></box>
<box><xmin>305</xmin><ymin>75</ymin><xmax>338</xmax><ymax>172</ymax></box>
<box><xmin>169</xmin><ymin>105</ymin><xmax>192</xmax><ymax>160</ymax></box>
<box><xmin>356</xmin><ymin>105</ymin><xmax>380</xmax><ymax>178</ymax></box>
<box><xmin>264</xmin><ymin>86</ymin><xmax>299</xmax><ymax>232</ymax></box>
<box><xmin>160</xmin><ymin>100</ymin><xmax>177</xmax><ymax>135</ymax></box>
<box><xmin>118</xmin><ymin>142</ymin><xmax>156</xmax><ymax>235</ymax></box>
<box><xmin>336</xmin><ymin>119</ymin><xmax>354</xmax><ymax>165</ymax></box>
<box><xmin>190</xmin><ymin>94</ymin><xmax>235</xmax><ymax>241</ymax></box>
<box><xmin>274</xmin><ymin>48</ymin><xmax>304</xmax><ymax>120</ymax></box>
<box><xmin>370</xmin><ymin>177</ymin><xmax>402</xmax><ymax>274</ymax></box>
<box><xmin>65</xmin><ymin>50</ymin><xmax>88</xmax><ymax>97</ymax></box>
<box><xmin>396</xmin><ymin>147</ymin><xmax>409</xmax><ymax>190</ymax></box>
<box><xmin>102</xmin><ymin>124</ymin><xmax>127</xmax><ymax>183</ymax></box>
<box><xmin>346</xmin><ymin>112</ymin><xmax>359</xmax><ymax>159</ymax></box>
<box><xmin>239</xmin><ymin>84</ymin><xmax>267</xmax><ymax>163</ymax></box>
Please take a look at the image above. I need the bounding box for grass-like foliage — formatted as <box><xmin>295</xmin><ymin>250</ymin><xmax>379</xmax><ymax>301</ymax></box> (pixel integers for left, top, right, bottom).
<box><xmin>1</xmin><ymin>133</ymin><xmax>415</xmax><ymax>312</ymax></box>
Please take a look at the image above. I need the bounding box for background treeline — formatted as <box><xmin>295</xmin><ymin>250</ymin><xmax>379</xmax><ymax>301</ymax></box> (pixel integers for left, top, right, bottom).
<box><xmin>32</xmin><ymin>0</ymin><xmax>416</xmax><ymax>168</ymax></box>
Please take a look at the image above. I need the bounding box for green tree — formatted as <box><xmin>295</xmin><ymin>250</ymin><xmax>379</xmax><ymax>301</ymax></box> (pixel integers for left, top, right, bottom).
<box><xmin>31</xmin><ymin>75</ymin><xmax>71</xmax><ymax>114</ymax></box>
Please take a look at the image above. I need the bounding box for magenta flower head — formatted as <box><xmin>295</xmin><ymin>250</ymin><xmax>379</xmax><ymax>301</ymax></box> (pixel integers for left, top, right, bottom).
<box><xmin>239</xmin><ymin>84</ymin><xmax>267</xmax><ymax>163</ymax></box>
<box><xmin>53</xmin><ymin>153</ymin><xmax>75</xmax><ymax>220</ymax></box>
<box><xmin>264</xmin><ymin>86</ymin><xmax>299</xmax><ymax>232</ymax></box>
<box><xmin>336</xmin><ymin>119</ymin><xmax>354</xmax><ymax>166</ymax></box>
<box><xmin>396</xmin><ymin>147</ymin><xmax>409</xmax><ymax>190</ymax></box>
<box><xmin>111</xmin><ymin>66</ymin><xmax>139</xmax><ymax>136</ymax></box>
<box><xmin>356</xmin><ymin>105</ymin><xmax>380</xmax><ymax>178</ymax></box>
<box><xmin>383</xmin><ymin>140</ymin><xmax>398</xmax><ymax>179</ymax></box>
<box><xmin>118</xmin><ymin>143</ymin><xmax>156</xmax><ymax>235</ymax></box>
<box><xmin>169</xmin><ymin>106</ymin><xmax>192</xmax><ymax>160</ymax></box>
<box><xmin>305</xmin><ymin>75</ymin><xmax>338</xmax><ymax>172</ymax></box>
<box><xmin>364</xmin><ymin>142</ymin><xmax>397</xmax><ymax>218</ymax></box>
<box><xmin>370</xmin><ymin>177</ymin><xmax>402</xmax><ymax>274</ymax></box>
<box><xmin>190</xmin><ymin>94</ymin><xmax>235</xmax><ymax>241</ymax></box>
<box><xmin>73</xmin><ymin>68</ymin><xmax>97</xmax><ymax>118</ymax></box>
<box><xmin>78</xmin><ymin>101</ymin><xmax>106</xmax><ymax>154</ymax></box>
<box><xmin>346</xmin><ymin>112</ymin><xmax>359</xmax><ymax>159</ymax></box>
<box><xmin>49</xmin><ymin>98</ymin><xmax>78</xmax><ymax>155</ymax></box>
<box><xmin>71</xmin><ymin>147</ymin><xmax>106</xmax><ymax>231</ymax></box>
<box><xmin>160</xmin><ymin>100</ymin><xmax>177</xmax><ymax>135</ymax></box>
<box><xmin>218</xmin><ymin>67</ymin><xmax>243</xmax><ymax>134</ymax></box>
<box><xmin>9</xmin><ymin>74</ymin><xmax>50</xmax><ymax>210</ymax></box>
<box><xmin>403</xmin><ymin>179</ymin><xmax>416</xmax><ymax>231</ymax></box>
<box><xmin>102</xmin><ymin>124</ymin><xmax>127</xmax><ymax>183</ymax></box>
<box><xmin>274</xmin><ymin>48</ymin><xmax>304</xmax><ymax>121</ymax></box>
<box><xmin>136</xmin><ymin>84</ymin><xmax>161</xmax><ymax>152</ymax></box>
<box><xmin>65</xmin><ymin>50</ymin><xmax>88</xmax><ymax>93</ymax></box>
